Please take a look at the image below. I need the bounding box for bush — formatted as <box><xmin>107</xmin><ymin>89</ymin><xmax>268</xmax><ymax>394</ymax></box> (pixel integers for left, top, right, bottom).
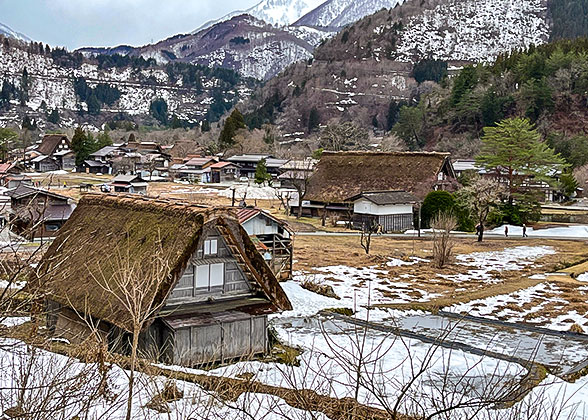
<box><xmin>421</xmin><ymin>191</ymin><xmax>455</xmax><ymax>228</ymax></box>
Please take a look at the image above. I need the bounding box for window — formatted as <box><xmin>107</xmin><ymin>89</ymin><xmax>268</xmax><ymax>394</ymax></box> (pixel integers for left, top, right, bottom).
<box><xmin>45</xmin><ymin>224</ymin><xmax>60</xmax><ymax>232</ymax></box>
<box><xmin>204</xmin><ymin>238</ymin><xmax>218</xmax><ymax>256</ymax></box>
<box><xmin>196</xmin><ymin>263</ymin><xmax>224</xmax><ymax>290</ymax></box>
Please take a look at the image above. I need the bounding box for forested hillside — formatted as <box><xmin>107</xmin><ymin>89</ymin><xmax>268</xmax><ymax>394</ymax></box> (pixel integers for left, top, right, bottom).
<box><xmin>0</xmin><ymin>35</ymin><xmax>256</xmax><ymax>130</ymax></box>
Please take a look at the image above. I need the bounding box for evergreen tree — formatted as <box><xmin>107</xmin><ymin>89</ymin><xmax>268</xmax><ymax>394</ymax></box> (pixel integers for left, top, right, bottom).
<box><xmin>476</xmin><ymin>117</ymin><xmax>566</xmax><ymax>205</ymax></box>
<box><xmin>254</xmin><ymin>158</ymin><xmax>272</xmax><ymax>185</ymax></box>
<box><xmin>150</xmin><ymin>98</ymin><xmax>168</xmax><ymax>125</ymax></box>
<box><xmin>307</xmin><ymin>107</ymin><xmax>320</xmax><ymax>133</ymax></box>
<box><xmin>19</xmin><ymin>67</ymin><xmax>30</xmax><ymax>106</ymax></box>
<box><xmin>87</xmin><ymin>92</ymin><xmax>101</xmax><ymax>115</ymax></box>
<box><xmin>201</xmin><ymin>120</ymin><xmax>211</xmax><ymax>132</ymax></box>
<box><xmin>218</xmin><ymin>109</ymin><xmax>246</xmax><ymax>150</ymax></box>
<box><xmin>96</xmin><ymin>131</ymin><xmax>113</xmax><ymax>149</ymax></box>
<box><xmin>71</xmin><ymin>127</ymin><xmax>97</xmax><ymax>166</ymax></box>
<box><xmin>0</xmin><ymin>128</ymin><xmax>17</xmax><ymax>161</ymax></box>
<box><xmin>47</xmin><ymin>108</ymin><xmax>60</xmax><ymax>124</ymax></box>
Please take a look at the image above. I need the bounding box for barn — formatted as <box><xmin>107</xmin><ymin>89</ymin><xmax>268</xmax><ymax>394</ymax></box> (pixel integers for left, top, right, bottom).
<box><xmin>29</xmin><ymin>194</ymin><xmax>292</xmax><ymax>366</ymax></box>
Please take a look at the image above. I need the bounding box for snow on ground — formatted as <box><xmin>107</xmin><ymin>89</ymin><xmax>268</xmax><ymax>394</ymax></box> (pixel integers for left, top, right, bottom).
<box><xmin>448</xmin><ymin>281</ymin><xmax>588</xmax><ymax>331</ymax></box>
<box><xmin>219</xmin><ymin>185</ymin><xmax>278</xmax><ymax>200</ymax></box>
<box><xmin>0</xmin><ymin>317</ymin><xmax>30</xmax><ymax>328</ymax></box>
<box><xmin>489</xmin><ymin>224</ymin><xmax>588</xmax><ymax>238</ymax></box>
<box><xmin>577</xmin><ymin>272</ymin><xmax>588</xmax><ymax>283</ymax></box>
<box><xmin>0</xmin><ymin>336</ymin><xmax>328</xmax><ymax>419</ymax></box>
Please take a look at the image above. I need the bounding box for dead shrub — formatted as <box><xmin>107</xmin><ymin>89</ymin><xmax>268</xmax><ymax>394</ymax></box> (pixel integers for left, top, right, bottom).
<box><xmin>569</xmin><ymin>323</ymin><xmax>585</xmax><ymax>334</ymax></box>
<box><xmin>431</xmin><ymin>213</ymin><xmax>457</xmax><ymax>269</ymax></box>
<box><xmin>300</xmin><ymin>276</ymin><xmax>340</xmax><ymax>299</ymax></box>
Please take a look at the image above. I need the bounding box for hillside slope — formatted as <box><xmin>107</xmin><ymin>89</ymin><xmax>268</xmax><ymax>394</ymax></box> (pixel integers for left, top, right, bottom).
<box><xmin>0</xmin><ymin>40</ymin><xmax>255</xmax><ymax>129</ymax></box>
<box><xmin>0</xmin><ymin>22</ymin><xmax>31</xmax><ymax>42</ymax></box>
<box><xmin>79</xmin><ymin>15</ymin><xmax>333</xmax><ymax>81</ymax></box>
<box><xmin>245</xmin><ymin>0</ymin><xmax>555</xmax><ymax>133</ymax></box>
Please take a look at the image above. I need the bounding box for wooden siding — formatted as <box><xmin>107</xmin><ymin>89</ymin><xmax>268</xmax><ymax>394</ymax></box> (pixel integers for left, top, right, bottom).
<box><xmin>352</xmin><ymin>213</ymin><xmax>413</xmax><ymax>232</ymax></box>
<box><xmin>173</xmin><ymin>315</ymin><xmax>267</xmax><ymax>366</ymax></box>
<box><xmin>166</xmin><ymin>231</ymin><xmax>252</xmax><ymax>306</ymax></box>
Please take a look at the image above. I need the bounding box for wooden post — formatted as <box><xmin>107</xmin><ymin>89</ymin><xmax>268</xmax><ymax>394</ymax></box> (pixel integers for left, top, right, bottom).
<box><xmin>231</xmin><ymin>188</ymin><xmax>236</xmax><ymax>207</ymax></box>
<box><xmin>418</xmin><ymin>205</ymin><xmax>422</xmax><ymax>238</ymax></box>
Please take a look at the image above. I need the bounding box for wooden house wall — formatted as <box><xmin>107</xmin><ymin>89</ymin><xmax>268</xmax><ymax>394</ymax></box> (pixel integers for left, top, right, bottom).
<box><xmin>173</xmin><ymin>315</ymin><xmax>267</xmax><ymax>366</ymax></box>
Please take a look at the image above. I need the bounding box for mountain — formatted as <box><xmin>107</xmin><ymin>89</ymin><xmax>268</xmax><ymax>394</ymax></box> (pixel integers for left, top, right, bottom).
<box><xmin>243</xmin><ymin>0</ymin><xmax>564</xmax><ymax>134</ymax></box>
<box><xmin>0</xmin><ymin>39</ymin><xmax>256</xmax><ymax>129</ymax></box>
<box><xmin>79</xmin><ymin>15</ymin><xmax>333</xmax><ymax>81</ymax></box>
<box><xmin>294</xmin><ymin>0</ymin><xmax>404</xmax><ymax>28</ymax></box>
<box><xmin>195</xmin><ymin>0</ymin><xmax>328</xmax><ymax>31</ymax></box>
<box><xmin>0</xmin><ymin>22</ymin><xmax>31</xmax><ymax>42</ymax></box>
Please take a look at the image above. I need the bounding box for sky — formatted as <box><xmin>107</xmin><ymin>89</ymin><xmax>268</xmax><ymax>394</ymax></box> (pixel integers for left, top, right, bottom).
<box><xmin>0</xmin><ymin>0</ymin><xmax>259</xmax><ymax>50</ymax></box>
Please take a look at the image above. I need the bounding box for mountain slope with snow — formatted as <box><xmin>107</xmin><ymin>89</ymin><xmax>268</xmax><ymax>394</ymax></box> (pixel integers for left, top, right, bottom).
<box><xmin>245</xmin><ymin>0</ymin><xmax>556</xmax><ymax>133</ymax></box>
<box><xmin>80</xmin><ymin>15</ymin><xmax>333</xmax><ymax>81</ymax></box>
<box><xmin>0</xmin><ymin>22</ymin><xmax>31</xmax><ymax>42</ymax></box>
<box><xmin>196</xmin><ymin>0</ymin><xmax>327</xmax><ymax>31</ymax></box>
<box><xmin>295</xmin><ymin>0</ymin><xmax>405</xmax><ymax>28</ymax></box>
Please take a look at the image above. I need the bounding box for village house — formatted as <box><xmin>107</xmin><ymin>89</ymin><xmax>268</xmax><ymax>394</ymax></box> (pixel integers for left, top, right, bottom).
<box><xmin>110</xmin><ymin>174</ymin><xmax>148</xmax><ymax>194</ymax></box>
<box><xmin>237</xmin><ymin>207</ymin><xmax>293</xmax><ymax>281</ymax></box>
<box><xmin>347</xmin><ymin>191</ymin><xmax>419</xmax><ymax>232</ymax></box>
<box><xmin>452</xmin><ymin>159</ymin><xmax>567</xmax><ymax>202</ymax></box>
<box><xmin>226</xmin><ymin>154</ymin><xmax>289</xmax><ymax>180</ymax></box>
<box><xmin>31</xmin><ymin>155</ymin><xmax>59</xmax><ymax>172</ymax></box>
<box><xmin>28</xmin><ymin>134</ymin><xmax>73</xmax><ymax>172</ymax></box>
<box><xmin>54</xmin><ymin>150</ymin><xmax>76</xmax><ymax>171</ymax></box>
<box><xmin>301</xmin><ymin>152</ymin><xmax>457</xmax><ymax>220</ymax></box>
<box><xmin>277</xmin><ymin>158</ymin><xmax>318</xmax><ymax>189</ymax></box>
<box><xmin>29</xmin><ymin>194</ymin><xmax>292</xmax><ymax>366</ymax></box>
<box><xmin>80</xmin><ymin>160</ymin><xmax>112</xmax><ymax>175</ymax></box>
<box><xmin>170</xmin><ymin>156</ymin><xmax>218</xmax><ymax>183</ymax></box>
<box><xmin>4</xmin><ymin>185</ymin><xmax>75</xmax><ymax>239</ymax></box>
<box><xmin>210</xmin><ymin>161</ymin><xmax>239</xmax><ymax>183</ymax></box>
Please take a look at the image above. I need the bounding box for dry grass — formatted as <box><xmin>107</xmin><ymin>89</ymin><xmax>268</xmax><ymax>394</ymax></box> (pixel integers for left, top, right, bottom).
<box><xmin>293</xmin><ymin>235</ymin><xmax>588</xmax><ymax>317</ymax></box>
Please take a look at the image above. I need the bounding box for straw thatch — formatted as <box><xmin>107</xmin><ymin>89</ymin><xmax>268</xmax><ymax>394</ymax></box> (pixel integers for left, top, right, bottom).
<box><xmin>37</xmin><ymin>134</ymin><xmax>70</xmax><ymax>156</ymax></box>
<box><xmin>28</xmin><ymin>194</ymin><xmax>291</xmax><ymax>333</ymax></box>
<box><xmin>305</xmin><ymin>151</ymin><xmax>457</xmax><ymax>203</ymax></box>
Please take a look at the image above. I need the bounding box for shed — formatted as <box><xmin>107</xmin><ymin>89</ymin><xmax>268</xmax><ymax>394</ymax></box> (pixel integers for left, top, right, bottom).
<box><xmin>347</xmin><ymin>191</ymin><xmax>419</xmax><ymax>232</ymax></box>
<box><xmin>111</xmin><ymin>174</ymin><xmax>148</xmax><ymax>194</ymax></box>
<box><xmin>237</xmin><ymin>208</ymin><xmax>293</xmax><ymax>280</ymax></box>
<box><xmin>28</xmin><ymin>194</ymin><xmax>292</xmax><ymax>366</ymax></box>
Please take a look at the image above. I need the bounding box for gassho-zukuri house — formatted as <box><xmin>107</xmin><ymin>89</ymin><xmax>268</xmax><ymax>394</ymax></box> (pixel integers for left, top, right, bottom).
<box><xmin>28</xmin><ymin>194</ymin><xmax>292</xmax><ymax>366</ymax></box>
<box><xmin>300</xmin><ymin>151</ymin><xmax>458</xmax><ymax>230</ymax></box>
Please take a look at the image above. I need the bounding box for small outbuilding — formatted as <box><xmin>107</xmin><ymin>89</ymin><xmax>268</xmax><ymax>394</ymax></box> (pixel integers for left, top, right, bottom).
<box><xmin>29</xmin><ymin>194</ymin><xmax>292</xmax><ymax>367</ymax></box>
<box><xmin>111</xmin><ymin>174</ymin><xmax>148</xmax><ymax>194</ymax></box>
<box><xmin>347</xmin><ymin>191</ymin><xmax>419</xmax><ymax>233</ymax></box>
<box><xmin>237</xmin><ymin>208</ymin><xmax>293</xmax><ymax>281</ymax></box>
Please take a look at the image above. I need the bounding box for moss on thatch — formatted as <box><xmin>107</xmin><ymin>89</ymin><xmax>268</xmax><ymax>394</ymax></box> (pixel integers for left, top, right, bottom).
<box><xmin>28</xmin><ymin>194</ymin><xmax>291</xmax><ymax>333</ymax></box>
<box><xmin>305</xmin><ymin>151</ymin><xmax>456</xmax><ymax>203</ymax></box>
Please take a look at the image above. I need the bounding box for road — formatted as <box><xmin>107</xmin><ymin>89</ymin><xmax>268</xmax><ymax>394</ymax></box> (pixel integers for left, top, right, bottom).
<box><xmin>295</xmin><ymin>231</ymin><xmax>588</xmax><ymax>241</ymax></box>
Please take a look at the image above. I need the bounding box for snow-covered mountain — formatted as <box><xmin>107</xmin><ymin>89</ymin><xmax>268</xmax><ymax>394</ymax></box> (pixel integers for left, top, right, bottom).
<box><xmin>0</xmin><ymin>22</ymin><xmax>31</xmax><ymax>42</ymax></box>
<box><xmin>196</xmin><ymin>0</ymin><xmax>328</xmax><ymax>31</ymax></box>
<box><xmin>245</xmin><ymin>0</ymin><xmax>557</xmax><ymax>133</ymax></box>
<box><xmin>295</xmin><ymin>0</ymin><xmax>405</xmax><ymax>28</ymax></box>
<box><xmin>80</xmin><ymin>15</ymin><xmax>333</xmax><ymax>81</ymax></box>
<box><xmin>0</xmin><ymin>41</ymin><xmax>255</xmax><ymax>129</ymax></box>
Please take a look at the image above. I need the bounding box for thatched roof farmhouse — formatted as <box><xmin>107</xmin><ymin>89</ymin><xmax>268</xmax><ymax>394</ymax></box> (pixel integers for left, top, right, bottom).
<box><xmin>29</xmin><ymin>194</ymin><xmax>291</xmax><ymax>366</ymax></box>
<box><xmin>305</xmin><ymin>151</ymin><xmax>457</xmax><ymax>204</ymax></box>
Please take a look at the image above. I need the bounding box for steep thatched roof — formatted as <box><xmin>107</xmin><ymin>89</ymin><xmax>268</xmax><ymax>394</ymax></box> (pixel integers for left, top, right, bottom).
<box><xmin>305</xmin><ymin>152</ymin><xmax>455</xmax><ymax>203</ymax></box>
<box><xmin>37</xmin><ymin>135</ymin><xmax>70</xmax><ymax>156</ymax></box>
<box><xmin>29</xmin><ymin>194</ymin><xmax>291</xmax><ymax>333</ymax></box>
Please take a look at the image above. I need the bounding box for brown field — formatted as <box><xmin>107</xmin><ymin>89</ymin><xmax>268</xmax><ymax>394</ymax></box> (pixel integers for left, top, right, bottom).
<box><xmin>292</xmin><ymin>235</ymin><xmax>588</xmax><ymax>323</ymax></box>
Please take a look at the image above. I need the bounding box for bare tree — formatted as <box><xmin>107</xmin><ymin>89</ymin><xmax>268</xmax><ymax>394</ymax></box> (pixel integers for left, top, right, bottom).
<box><xmin>360</xmin><ymin>219</ymin><xmax>376</xmax><ymax>255</ymax></box>
<box><xmin>90</xmin><ymin>233</ymin><xmax>170</xmax><ymax>420</ymax></box>
<box><xmin>319</xmin><ymin>122</ymin><xmax>369</xmax><ymax>151</ymax></box>
<box><xmin>456</xmin><ymin>177</ymin><xmax>505</xmax><ymax>242</ymax></box>
<box><xmin>431</xmin><ymin>212</ymin><xmax>457</xmax><ymax>268</ymax></box>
